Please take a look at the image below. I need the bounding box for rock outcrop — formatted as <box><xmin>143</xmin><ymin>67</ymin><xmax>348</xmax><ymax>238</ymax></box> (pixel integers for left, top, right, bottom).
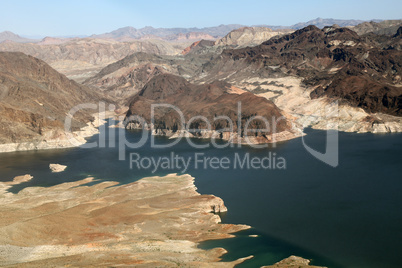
<box><xmin>262</xmin><ymin>255</ymin><xmax>326</xmax><ymax>268</ymax></box>
<box><xmin>49</xmin><ymin>164</ymin><xmax>67</xmax><ymax>173</ymax></box>
<box><xmin>125</xmin><ymin>74</ymin><xmax>300</xmax><ymax>144</ymax></box>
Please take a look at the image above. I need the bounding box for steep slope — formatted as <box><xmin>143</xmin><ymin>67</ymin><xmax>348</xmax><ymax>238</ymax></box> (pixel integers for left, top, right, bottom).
<box><xmin>197</xmin><ymin>26</ymin><xmax>402</xmax><ymax>132</ymax></box>
<box><xmin>125</xmin><ymin>74</ymin><xmax>299</xmax><ymax>144</ymax></box>
<box><xmin>0</xmin><ymin>38</ymin><xmax>190</xmax><ymax>82</ymax></box>
<box><xmin>0</xmin><ymin>52</ymin><xmax>109</xmax><ymax>149</ymax></box>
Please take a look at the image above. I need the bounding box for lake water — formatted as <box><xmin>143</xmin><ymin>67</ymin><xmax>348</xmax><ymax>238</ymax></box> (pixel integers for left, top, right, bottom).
<box><xmin>0</xmin><ymin>121</ymin><xmax>401</xmax><ymax>268</ymax></box>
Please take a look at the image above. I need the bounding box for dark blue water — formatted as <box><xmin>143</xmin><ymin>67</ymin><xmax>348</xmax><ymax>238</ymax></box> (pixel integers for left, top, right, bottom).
<box><xmin>0</xmin><ymin>121</ymin><xmax>401</xmax><ymax>268</ymax></box>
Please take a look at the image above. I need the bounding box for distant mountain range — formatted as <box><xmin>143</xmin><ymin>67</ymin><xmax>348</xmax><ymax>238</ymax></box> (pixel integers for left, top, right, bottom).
<box><xmin>91</xmin><ymin>24</ymin><xmax>244</xmax><ymax>40</ymax></box>
<box><xmin>1</xmin><ymin>18</ymin><xmax>389</xmax><ymax>43</ymax></box>
<box><xmin>0</xmin><ymin>31</ymin><xmax>39</xmax><ymax>43</ymax></box>
<box><xmin>283</xmin><ymin>17</ymin><xmax>380</xmax><ymax>29</ymax></box>
<box><xmin>91</xmin><ymin>18</ymin><xmax>380</xmax><ymax>40</ymax></box>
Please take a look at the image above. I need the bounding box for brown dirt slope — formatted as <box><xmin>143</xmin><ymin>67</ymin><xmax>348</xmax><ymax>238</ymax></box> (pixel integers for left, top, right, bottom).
<box><xmin>0</xmin><ymin>52</ymin><xmax>108</xmax><ymax>144</ymax></box>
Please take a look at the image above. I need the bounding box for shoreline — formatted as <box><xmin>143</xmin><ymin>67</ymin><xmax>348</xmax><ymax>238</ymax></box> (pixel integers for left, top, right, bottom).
<box><xmin>0</xmin><ymin>173</ymin><xmax>251</xmax><ymax>266</ymax></box>
<box><xmin>234</xmin><ymin>76</ymin><xmax>402</xmax><ymax>134</ymax></box>
<box><xmin>2</xmin><ymin>102</ymin><xmax>401</xmax><ymax>154</ymax></box>
<box><xmin>0</xmin><ymin>111</ymin><xmax>114</xmax><ymax>154</ymax></box>
<box><xmin>0</xmin><ymin>173</ymin><xmax>323</xmax><ymax>267</ymax></box>
<box><xmin>126</xmin><ymin>122</ymin><xmax>305</xmax><ymax>145</ymax></box>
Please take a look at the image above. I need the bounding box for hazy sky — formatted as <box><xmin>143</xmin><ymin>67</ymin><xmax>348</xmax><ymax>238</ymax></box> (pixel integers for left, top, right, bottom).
<box><xmin>1</xmin><ymin>0</ymin><xmax>401</xmax><ymax>37</ymax></box>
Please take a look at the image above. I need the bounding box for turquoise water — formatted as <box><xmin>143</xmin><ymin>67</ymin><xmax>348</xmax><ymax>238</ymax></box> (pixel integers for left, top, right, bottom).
<box><xmin>0</xmin><ymin>121</ymin><xmax>401</xmax><ymax>268</ymax></box>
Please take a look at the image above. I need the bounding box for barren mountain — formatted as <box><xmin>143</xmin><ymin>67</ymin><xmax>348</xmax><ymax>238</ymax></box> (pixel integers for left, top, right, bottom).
<box><xmin>84</xmin><ymin>49</ymin><xmax>215</xmax><ymax>100</ymax></box>
<box><xmin>0</xmin><ymin>38</ymin><xmax>189</xmax><ymax>82</ymax></box>
<box><xmin>91</xmin><ymin>20</ymin><xmax>377</xmax><ymax>41</ymax></box>
<box><xmin>350</xmin><ymin>19</ymin><xmax>402</xmax><ymax>35</ymax></box>
<box><xmin>215</xmin><ymin>27</ymin><xmax>293</xmax><ymax>48</ymax></box>
<box><xmin>164</xmin><ymin>32</ymin><xmax>216</xmax><ymax>42</ymax></box>
<box><xmin>181</xmin><ymin>40</ymin><xmax>216</xmax><ymax>55</ymax></box>
<box><xmin>116</xmin><ymin>32</ymin><xmax>217</xmax><ymax>43</ymax></box>
<box><xmin>37</xmin><ymin>36</ymin><xmax>72</xmax><ymax>45</ymax></box>
<box><xmin>0</xmin><ymin>31</ymin><xmax>37</xmax><ymax>43</ymax></box>
<box><xmin>84</xmin><ymin>53</ymin><xmax>183</xmax><ymax>99</ymax></box>
<box><xmin>0</xmin><ymin>52</ymin><xmax>109</xmax><ymax>148</ymax></box>
<box><xmin>125</xmin><ymin>74</ymin><xmax>299</xmax><ymax>144</ymax></box>
<box><xmin>196</xmin><ymin>25</ymin><xmax>402</xmax><ymax>133</ymax></box>
<box><xmin>201</xmin><ymin>26</ymin><xmax>402</xmax><ymax>115</ymax></box>
<box><xmin>179</xmin><ymin>27</ymin><xmax>292</xmax><ymax>57</ymax></box>
<box><xmin>92</xmin><ymin>25</ymin><xmax>244</xmax><ymax>40</ymax></box>
<box><xmin>289</xmin><ymin>18</ymin><xmax>367</xmax><ymax>30</ymax></box>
